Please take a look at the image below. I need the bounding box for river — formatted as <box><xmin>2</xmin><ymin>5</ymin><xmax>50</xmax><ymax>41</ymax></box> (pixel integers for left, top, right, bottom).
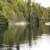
<box><xmin>0</xmin><ymin>34</ymin><xmax>50</xmax><ymax>50</ymax></box>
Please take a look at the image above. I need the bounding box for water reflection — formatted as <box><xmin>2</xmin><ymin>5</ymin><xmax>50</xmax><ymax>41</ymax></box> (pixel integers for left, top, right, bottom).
<box><xmin>0</xmin><ymin>34</ymin><xmax>50</xmax><ymax>50</ymax></box>
<box><xmin>0</xmin><ymin>20</ymin><xmax>50</xmax><ymax>50</ymax></box>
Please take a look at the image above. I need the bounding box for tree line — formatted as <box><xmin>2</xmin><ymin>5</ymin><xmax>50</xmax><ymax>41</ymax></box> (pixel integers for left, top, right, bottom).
<box><xmin>0</xmin><ymin>0</ymin><xmax>50</xmax><ymax>50</ymax></box>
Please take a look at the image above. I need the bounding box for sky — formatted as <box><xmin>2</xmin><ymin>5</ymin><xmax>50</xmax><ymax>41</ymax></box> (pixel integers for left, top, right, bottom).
<box><xmin>24</xmin><ymin>0</ymin><xmax>50</xmax><ymax>8</ymax></box>
<box><xmin>34</xmin><ymin>0</ymin><xmax>50</xmax><ymax>8</ymax></box>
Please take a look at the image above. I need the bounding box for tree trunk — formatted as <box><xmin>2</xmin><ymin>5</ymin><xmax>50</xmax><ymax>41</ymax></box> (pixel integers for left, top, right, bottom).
<box><xmin>16</xmin><ymin>43</ymin><xmax>20</xmax><ymax>50</ymax></box>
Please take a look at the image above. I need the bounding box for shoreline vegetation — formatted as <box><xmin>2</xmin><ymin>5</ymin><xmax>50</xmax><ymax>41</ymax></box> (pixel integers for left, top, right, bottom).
<box><xmin>0</xmin><ymin>0</ymin><xmax>50</xmax><ymax>50</ymax></box>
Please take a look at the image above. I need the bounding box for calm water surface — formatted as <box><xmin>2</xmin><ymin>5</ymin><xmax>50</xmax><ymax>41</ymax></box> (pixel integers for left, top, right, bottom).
<box><xmin>1</xmin><ymin>34</ymin><xmax>50</xmax><ymax>50</ymax></box>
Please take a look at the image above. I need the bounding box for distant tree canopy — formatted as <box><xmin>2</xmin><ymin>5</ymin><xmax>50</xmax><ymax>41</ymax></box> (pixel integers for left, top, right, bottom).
<box><xmin>0</xmin><ymin>0</ymin><xmax>45</xmax><ymax>21</ymax></box>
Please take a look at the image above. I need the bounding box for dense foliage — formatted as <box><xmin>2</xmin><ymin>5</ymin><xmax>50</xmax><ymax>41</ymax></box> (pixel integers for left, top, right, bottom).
<box><xmin>0</xmin><ymin>0</ymin><xmax>50</xmax><ymax>48</ymax></box>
